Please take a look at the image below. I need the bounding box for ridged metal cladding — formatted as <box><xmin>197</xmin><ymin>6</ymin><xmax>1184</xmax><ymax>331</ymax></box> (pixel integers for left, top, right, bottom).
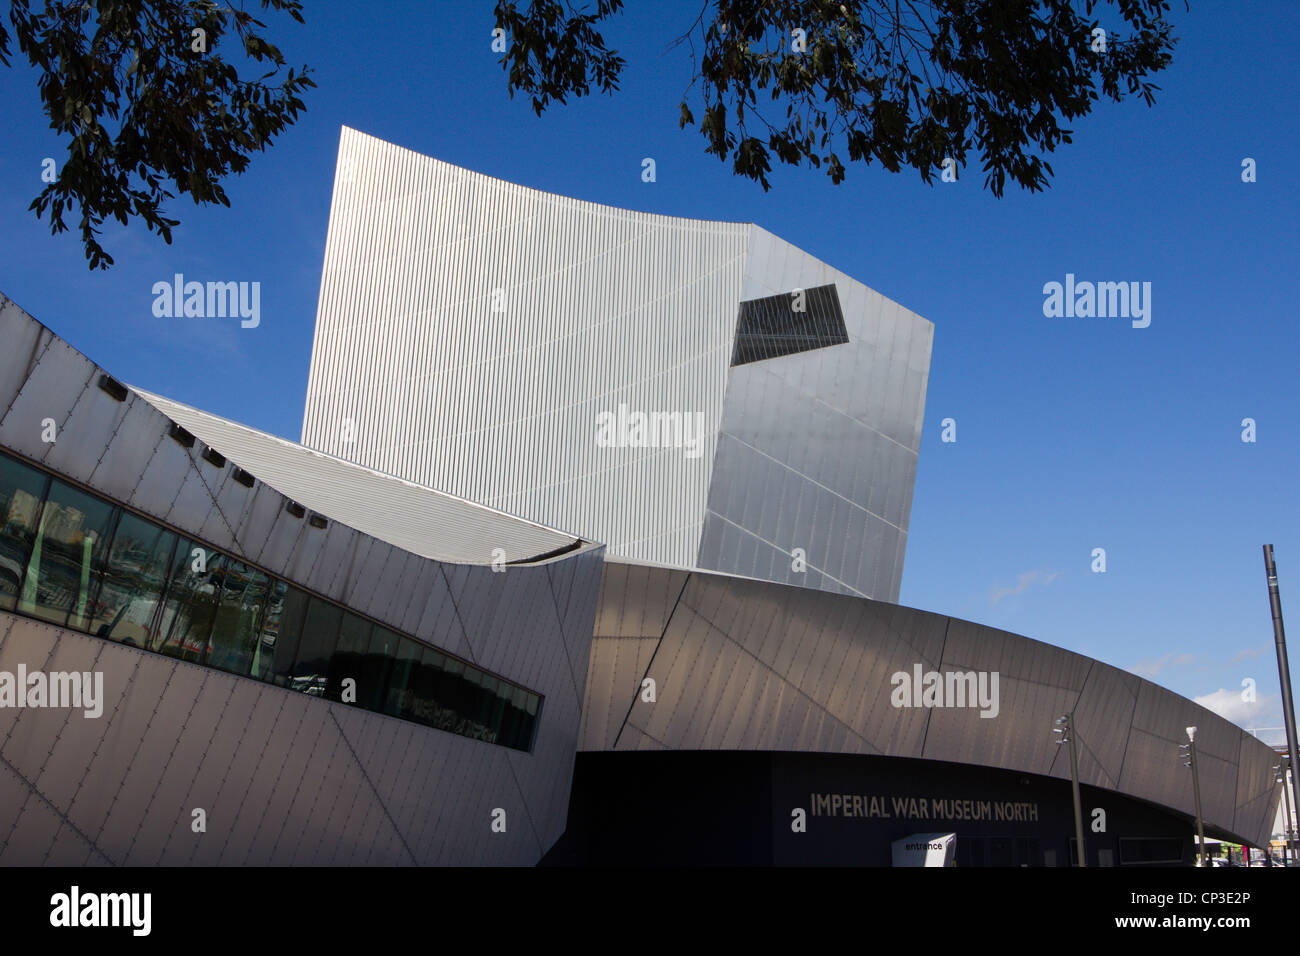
<box><xmin>302</xmin><ymin>127</ymin><xmax>932</xmax><ymax>601</ymax></box>
<box><xmin>580</xmin><ymin>561</ymin><xmax>1284</xmax><ymax>849</ymax></box>
<box><xmin>303</xmin><ymin>127</ymin><xmax>747</xmax><ymax>572</ymax></box>
<box><xmin>701</xmin><ymin>228</ymin><xmax>932</xmax><ymax>603</ymax></box>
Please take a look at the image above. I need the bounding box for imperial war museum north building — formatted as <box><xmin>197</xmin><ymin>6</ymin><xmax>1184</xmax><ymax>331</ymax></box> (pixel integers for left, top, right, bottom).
<box><xmin>0</xmin><ymin>127</ymin><xmax>1284</xmax><ymax>867</ymax></box>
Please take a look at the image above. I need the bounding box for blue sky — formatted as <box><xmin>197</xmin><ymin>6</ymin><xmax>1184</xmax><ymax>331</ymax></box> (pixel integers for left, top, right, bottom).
<box><xmin>0</xmin><ymin>1</ymin><xmax>1297</xmax><ymax>737</ymax></box>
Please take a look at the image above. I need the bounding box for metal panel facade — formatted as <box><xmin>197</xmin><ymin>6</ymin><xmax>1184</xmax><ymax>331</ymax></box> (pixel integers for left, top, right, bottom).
<box><xmin>303</xmin><ymin>126</ymin><xmax>749</xmax><ymax>573</ymax></box>
<box><xmin>698</xmin><ymin>228</ymin><xmax>932</xmax><ymax>603</ymax></box>
<box><xmin>0</xmin><ymin>613</ymin><xmax>586</xmax><ymax>865</ymax></box>
<box><xmin>301</xmin><ymin>129</ymin><xmax>931</xmax><ymax>601</ymax></box>
<box><xmin>581</xmin><ymin>561</ymin><xmax>1284</xmax><ymax>848</ymax></box>
<box><xmin>0</xmin><ymin>295</ymin><xmax>603</xmax><ymax>865</ymax></box>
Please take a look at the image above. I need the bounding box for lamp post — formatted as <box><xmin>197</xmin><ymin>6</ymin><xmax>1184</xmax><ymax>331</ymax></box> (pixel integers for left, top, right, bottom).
<box><xmin>1055</xmin><ymin>713</ymin><xmax>1086</xmax><ymax>867</ymax></box>
<box><xmin>1263</xmin><ymin>546</ymin><xmax>1300</xmax><ymax>867</ymax></box>
<box><xmin>1181</xmin><ymin>726</ymin><xmax>1207</xmax><ymax>867</ymax></box>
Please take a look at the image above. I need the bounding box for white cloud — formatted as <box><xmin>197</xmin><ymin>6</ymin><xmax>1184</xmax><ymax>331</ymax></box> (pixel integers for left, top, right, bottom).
<box><xmin>1129</xmin><ymin>652</ymin><xmax>1199</xmax><ymax>679</ymax></box>
<box><xmin>990</xmin><ymin>569</ymin><xmax>1060</xmax><ymax>606</ymax></box>
<box><xmin>1194</xmin><ymin>687</ymin><xmax>1274</xmax><ymax>728</ymax></box>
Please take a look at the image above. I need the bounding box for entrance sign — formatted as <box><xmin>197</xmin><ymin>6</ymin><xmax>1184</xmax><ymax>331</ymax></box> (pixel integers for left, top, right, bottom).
<box><xmin>892</xmin><ymin>832</ymin><xmax>956</xmax><ymax>867</ymax></box>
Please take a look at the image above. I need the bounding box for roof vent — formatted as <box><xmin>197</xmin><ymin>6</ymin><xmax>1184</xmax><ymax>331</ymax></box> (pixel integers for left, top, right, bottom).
<box><xmin>97</xmin><ymin>375</ymin><xmax>128</xmax><ymax>402</ymax></box>
<box><xmin>168</xmin><ymin>423</ymin><xmax>195</xmax><ymax>448</ymax></box>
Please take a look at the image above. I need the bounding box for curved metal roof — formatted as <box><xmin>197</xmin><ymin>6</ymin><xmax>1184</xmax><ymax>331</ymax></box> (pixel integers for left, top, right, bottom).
<box><xmin>131</xmin><ymin>387</ymin><xmax>589</xmax><ymax>567</ymax></box>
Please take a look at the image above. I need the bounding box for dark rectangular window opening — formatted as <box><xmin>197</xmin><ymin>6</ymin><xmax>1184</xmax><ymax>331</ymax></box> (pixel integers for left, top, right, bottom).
<box><xmin>730</xmin><ymin>283</ymin><xmax>849</xmax><ymax>367</ymax></box>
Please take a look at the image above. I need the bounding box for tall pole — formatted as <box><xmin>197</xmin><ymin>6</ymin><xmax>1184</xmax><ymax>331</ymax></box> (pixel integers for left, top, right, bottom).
<box><xmin>1187</xmin><ymin>727</ymin><xmax>1207</xmax><ymax>866</ymax></box>
<box><xmin>1056</xmin><ymin>713</ymin><xmax>1087</xmax><ymax>866</ymax></box>
<box><xmin>1263</xmin><ymin>545</ymin><xmax>1300</xmax><ymax>864</ymax></box>
<box><xmin>1069</xmin><ymin>715</ymin><xmax>1086</xmax><ymax>867</ymax></box>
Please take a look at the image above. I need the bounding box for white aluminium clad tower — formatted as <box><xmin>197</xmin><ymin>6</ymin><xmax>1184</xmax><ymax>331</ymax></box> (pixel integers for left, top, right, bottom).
<box><xmin>303</xmin><ymin>127</ymin><xmax>933</xmax><ymax>602</ymax></box>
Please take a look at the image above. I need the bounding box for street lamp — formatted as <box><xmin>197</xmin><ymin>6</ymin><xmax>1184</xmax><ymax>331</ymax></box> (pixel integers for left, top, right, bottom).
<box><xmin>1055</xmin><ymin>713</ymin><xmax>1086</xmax><ymax>867</ymax></box>
<box><xmin>1181</xmin><ymin>726</ymin><xmax>1207</xmax><ymax>867</ymax></box>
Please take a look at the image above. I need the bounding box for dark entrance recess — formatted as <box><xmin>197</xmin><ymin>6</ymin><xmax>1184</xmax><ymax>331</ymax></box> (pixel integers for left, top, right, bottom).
<box><xmin>542</xmin><ymin>751</ymin><xmax>1198</xmax><ymax>867</ymax></box>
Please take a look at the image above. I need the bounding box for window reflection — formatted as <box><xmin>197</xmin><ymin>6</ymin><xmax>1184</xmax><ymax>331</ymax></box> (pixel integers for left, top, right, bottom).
<box><xmin>521</xmin><ymin>693</ymin><xmax>540</xmax><ymax>750</ymax></box>
<box><xmin>19</xmin><ymin>480</ymin><xmax>116</xmax><ymax>630</ymax></box>
<box><xmin>0</xmin><ymin>455</ymin><xmax>49</xmax><ymax>612</ymax></box>
<box><xmin>90</xmin><ymin>513</ymin><xmax>178</xmax><ymax>647</ymax></box>
<box><xmin>325</xmin><ymin>613</ymin><xmax>371</xmax><ymax>703</ymax></box>
<box><xmin>0</xmin><ymin>449</ymin><xmax>542</xmax><ymax>750</ymax></box>
<box><xmin>483</xmin><ymin>675</ymin><xmax>506</xmax><ymax>744</ymax></box>
<box><xmin>154</xmin><ymin>542</ymin><xmax>224</xmax><ymax>663</ymax></box>
<box><xmin>264</xmin><ymin>584</ymin><xmax>309</xmax><ymax>686</ymax></box>
<box><xmin>361</xmin><ymin>626</ymin><xmax>398</xmax><ymax>711</ymax></box>
<box><xmin>289</xmin><ymin>598</ymin><xmax>340</xmax><ymax>696</ymax></box>
<box><xmin>205</xmin><ymin>559</ymin><xmax>271</xmax><ymax>676</ymax></box>
<box><xmin>415</xmin><ymin>647</ymin><xmax>448</xmax><ymax>730</ymax></box>
<box><xmin>507</xmin><ymin>686</ymin><xmax>532</xmax><ymax>750</ymax></box>
<box><xmin>385</xmin><ymin>638</ymin><xmax>421</xmax><ymax>719</ymax></box>
<box><xmin>460</xmin><ymin>668</ymin><xmax>489</xmax><ymax>740</ymax></box>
